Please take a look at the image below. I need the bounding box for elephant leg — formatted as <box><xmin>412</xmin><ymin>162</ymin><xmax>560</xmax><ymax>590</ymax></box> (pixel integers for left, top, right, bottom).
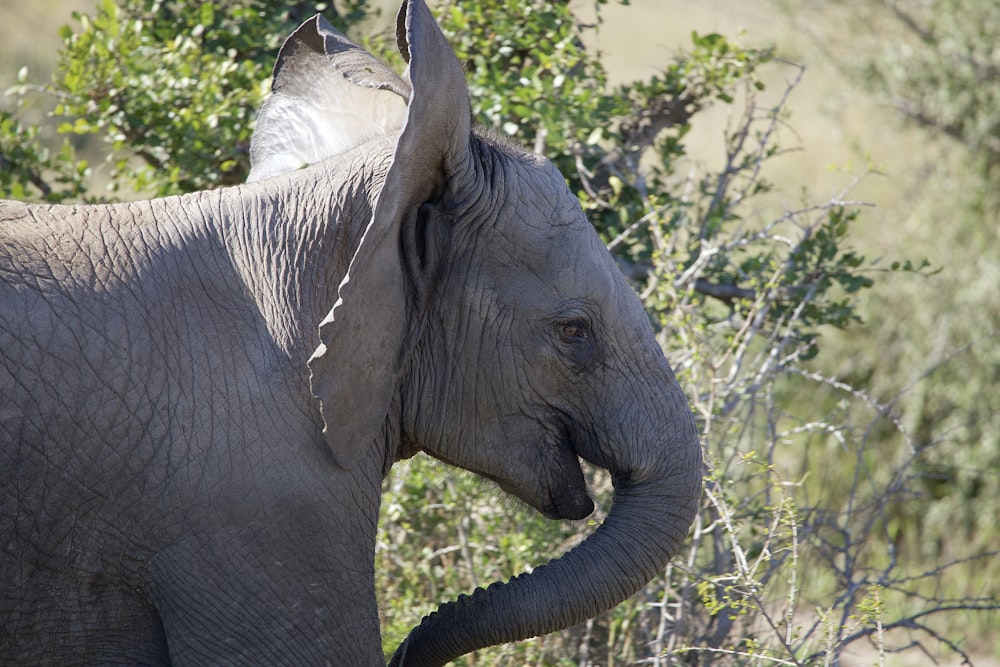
<box><xmin>149</xmin><ymin>521</ymin><xmax>383</xmax><ymax>666</ymax></box>
<box><xmin>1</xmin><ymin>577</ymin><xmax>170</xmax><ymax>664</ymax></box>
<box><xmin>85</xmin><ymin>601</ymin><xmax>170</xmax><ymax>666</ymax></box>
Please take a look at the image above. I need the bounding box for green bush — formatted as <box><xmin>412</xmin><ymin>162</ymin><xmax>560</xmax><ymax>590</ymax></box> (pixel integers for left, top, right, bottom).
<box><xmin>2</xmin><ymin>0</ymin><xmax>995</xmax><ymax>664</ymax></box>
<box><xmin>845</xmin><ymin>0</ymin><xmax>1000</xmax><ymax>586</ymax></box>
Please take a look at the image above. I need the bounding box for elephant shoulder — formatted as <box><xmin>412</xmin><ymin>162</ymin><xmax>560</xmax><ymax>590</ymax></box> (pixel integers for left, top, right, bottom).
<box><xmin>1</xmin><ymin>203</ymin><xmax>87</xmax><ymax>293</ymax></box>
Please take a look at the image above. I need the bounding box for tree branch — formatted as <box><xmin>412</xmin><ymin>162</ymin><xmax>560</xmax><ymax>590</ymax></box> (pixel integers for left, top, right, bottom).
<box><xmin>0</xmin><ymin>152</ymin><xmax>53</xmax><ymax>199</ymax></box>
<box><xmin>692</xmin><ymin>278</ymin><xmax>756</xmax><ymax>302</ymax></box>
<box><xmin>881</xmin><ymin>0</ymin><xmax>937</xmax><ymax>46</ymax></box>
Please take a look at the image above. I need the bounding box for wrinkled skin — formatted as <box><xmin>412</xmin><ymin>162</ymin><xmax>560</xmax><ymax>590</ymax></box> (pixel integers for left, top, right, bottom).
<box><xmin>0</xmin><ymin>1</ymin><xmax>701</xmax><ymax>665</ymax></box>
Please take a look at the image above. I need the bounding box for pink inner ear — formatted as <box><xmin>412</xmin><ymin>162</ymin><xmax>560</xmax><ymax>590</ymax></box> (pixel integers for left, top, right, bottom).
<box><xmin>248</xmin><ymin>13</ymin><xmax>409</xmax><ymax>183</ymax></box>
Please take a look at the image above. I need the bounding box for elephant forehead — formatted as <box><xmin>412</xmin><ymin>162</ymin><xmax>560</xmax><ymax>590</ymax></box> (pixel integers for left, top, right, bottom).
<box><xmin>493</xmin><ymin>214</ymin><xmax>593</xmax><ymax>271</ymax></box>
<box><xmin>489</xmin><ymin>219</ymin><xmax>619</xmax><ymax>310</ymax></box>
<box><xmin>474</xmin><ymin>149</ymin><xmax>618</xmax><ymax>297</ymax></box>
<box><xmin>497</xmin><ymin>164</ymin><xmax>586</xmax><ymax>241</ymax></box>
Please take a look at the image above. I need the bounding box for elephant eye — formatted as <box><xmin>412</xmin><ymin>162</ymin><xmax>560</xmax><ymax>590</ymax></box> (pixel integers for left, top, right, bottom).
<box><xmin>557</xmin><ymin>319</ymin><xmax>588</xmax><ymax>342</ymax></box>
<box><xmin>553</xmin><ymin>316</ymin><xmax>598</xmax><ymax>368</ymax></box>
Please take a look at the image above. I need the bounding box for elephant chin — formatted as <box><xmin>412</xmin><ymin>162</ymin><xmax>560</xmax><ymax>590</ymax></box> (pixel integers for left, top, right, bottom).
<box><xmin>548</xmin><ymin>484</ymin><xmax>594</xmax><ymax>521</ymax></box>
<box><xmin>489</xmin><ymin>461</ymin><xmax>593</xmax><ymax>521</ymax></box>
<box><xmin>512</xmin><ymin>477</ymin><xmax>593</xmax><ymax>521</ymax></box>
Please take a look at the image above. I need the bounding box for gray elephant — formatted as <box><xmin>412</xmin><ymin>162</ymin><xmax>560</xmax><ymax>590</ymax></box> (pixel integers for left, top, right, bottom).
<box><xmin>0</xmin><ymin>1</ymin><xmax>701</xmax><ymax>665</ymax></box>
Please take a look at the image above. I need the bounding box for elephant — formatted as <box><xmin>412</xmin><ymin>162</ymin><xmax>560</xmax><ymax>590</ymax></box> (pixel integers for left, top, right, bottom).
<box><xmin>0</xmin><ymin>0</ymin><xmax>702</xmax><ymax>665</ymax></box>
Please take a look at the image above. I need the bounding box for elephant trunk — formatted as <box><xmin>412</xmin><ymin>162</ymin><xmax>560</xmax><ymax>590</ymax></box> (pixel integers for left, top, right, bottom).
<box><xmin>388</xmin><ymin>421</ymin><xmax>702</xmax><ymax>666</ymax></box>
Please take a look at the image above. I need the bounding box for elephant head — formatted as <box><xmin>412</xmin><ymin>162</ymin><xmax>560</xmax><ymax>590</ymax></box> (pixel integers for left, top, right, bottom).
<box><xmin>250</xmin><ymin>1</ymin><xmax>703</xmax><ymax>663</ymax></box>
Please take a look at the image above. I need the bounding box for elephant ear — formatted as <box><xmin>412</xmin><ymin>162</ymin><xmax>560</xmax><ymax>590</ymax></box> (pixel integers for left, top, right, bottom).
<box><xmin>247</xmin><ymin>14</ymin><xmax>411</xmax><ymax>182</ymax></box>
<box><xmin>307</xmin><ymin>0</ymin><xmax>472</xmax><ymax>469</ymax></box>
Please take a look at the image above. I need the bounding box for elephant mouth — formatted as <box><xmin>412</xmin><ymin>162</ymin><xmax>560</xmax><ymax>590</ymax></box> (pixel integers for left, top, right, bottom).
<box><xmin>497</xmin><ymin>417</ymin><xmax>594</xmax><ymax>521</ymax></box>
<box><xmin>490</xmin><ymin>464</ymin><xmax>592</xmax><ymax>521</ymax></box>
<box><xmin>428</xmin><ymin>414</ymin><xmax>594</xmax><ymax>521</ymax></box>
<box><xmin>542</xmin><ymin>469</ymin><xmax>594</xmax><ymax>520</ymax></box>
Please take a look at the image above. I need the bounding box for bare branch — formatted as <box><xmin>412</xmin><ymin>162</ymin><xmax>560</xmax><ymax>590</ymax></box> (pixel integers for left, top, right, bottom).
<box><xmin>0</xmin><ymin>152</ymin><xmax>53</xmax><ymax>198</ymax></box>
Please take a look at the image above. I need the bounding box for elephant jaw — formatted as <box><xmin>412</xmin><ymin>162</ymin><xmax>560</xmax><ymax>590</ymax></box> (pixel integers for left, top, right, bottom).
<box><xmin>502</xmin><ymin>423</ymin><xmax>595</xmax><ymax>520</ymax></box>
<box><xmin>480</xmin><ymin>448</ymin><xmax>594</xmax><ymax>521</ymax></box>
<box><xmin>428</xmin><ymin>416</ymin><xmax>596</xmax><ymax>521</ymax></box>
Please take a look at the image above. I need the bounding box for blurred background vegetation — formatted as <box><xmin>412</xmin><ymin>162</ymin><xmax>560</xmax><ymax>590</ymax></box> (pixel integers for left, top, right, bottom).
<box><xmin>1</xmin><ymin>0</ymin><xmax>997</xmax><ymax>664</ymax></box>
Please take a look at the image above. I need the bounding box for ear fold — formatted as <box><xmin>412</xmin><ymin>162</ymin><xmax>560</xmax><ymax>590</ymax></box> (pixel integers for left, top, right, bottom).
<box><xmin>247</xmin><ymin>14</ymin><xmax>411</xmax><ymax>182</ymax></box>
<box><xmin>307</xmin><ymin>0</ymin><xmax>472</xmax><ymax>469</ymax></box>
